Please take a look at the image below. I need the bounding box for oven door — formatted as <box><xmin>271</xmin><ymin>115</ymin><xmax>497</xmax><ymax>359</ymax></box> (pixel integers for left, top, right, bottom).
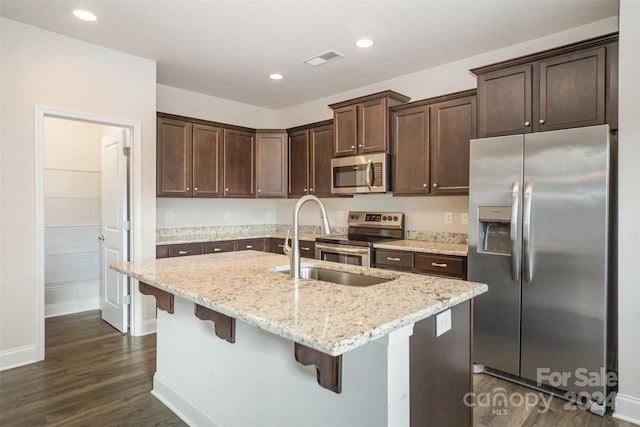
<box><xmin>315</xmin><ymin>242</ymin><xmax>371</xmax><ymax>266</ymax></box>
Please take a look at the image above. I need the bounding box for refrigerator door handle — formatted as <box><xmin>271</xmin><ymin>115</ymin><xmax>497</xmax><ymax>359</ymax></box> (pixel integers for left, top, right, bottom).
<box><xmin>510</xmin><ymin>181</ymin><xmax>521</xmax><ymax>281</ymax></box>
<box><xmin>523</xmin><ymin>181</ymin><xmax>533</xmax><ymax>282</ymax></box>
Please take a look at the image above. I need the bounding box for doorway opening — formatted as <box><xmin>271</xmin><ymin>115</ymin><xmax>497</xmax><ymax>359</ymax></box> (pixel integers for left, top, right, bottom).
<box><xmin>35</xmin><ymin>106</ymin><xmax>143</xmax><ymax>361</ymax></box>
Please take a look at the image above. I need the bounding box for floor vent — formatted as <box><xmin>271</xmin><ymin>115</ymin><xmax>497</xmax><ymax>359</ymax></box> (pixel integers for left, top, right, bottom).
<box><xmin>303</xmin><ymin>50</ymin><xmax>344</xmax><ymax>67</ymax></box>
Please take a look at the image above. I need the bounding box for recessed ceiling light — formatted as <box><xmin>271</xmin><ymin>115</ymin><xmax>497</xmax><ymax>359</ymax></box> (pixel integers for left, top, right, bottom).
<box><xmin>269</xmin><ymin>73</ymin><xmax>284</xmax><ymax>80</ymax></box>
<box><xmin>73</xmin><ymin>10</ymin><xmax>97</xmax><ymax>21</ymax></box>
<box><xmin>355</xmin><ymin>39</ymin><xmax>374</xmax><ymax>48</ymax></box>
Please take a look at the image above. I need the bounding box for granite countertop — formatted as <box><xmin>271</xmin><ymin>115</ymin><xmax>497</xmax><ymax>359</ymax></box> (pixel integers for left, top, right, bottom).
<box><xmin>112</xmin><ymin>251</ymin><xmax>486</xmax><ymax>356</ymax></box>
<box><xmin>373</xmin><ymin>240</ymin><xmax>468</xmax><ymax>256</ymax></box>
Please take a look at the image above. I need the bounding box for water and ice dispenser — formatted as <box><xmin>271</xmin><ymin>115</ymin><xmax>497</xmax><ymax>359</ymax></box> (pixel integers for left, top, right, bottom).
<box><xmin>477</xmin><ymin>206</ymin><xmax>512</xmax><ymax>255</ymax></box>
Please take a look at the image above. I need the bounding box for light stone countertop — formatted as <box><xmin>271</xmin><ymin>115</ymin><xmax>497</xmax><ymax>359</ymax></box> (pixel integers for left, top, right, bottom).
<box><xmin>156</xmin><ymin>231</ymin><xmax>321</xmax><ymax>246</ymax></box>
<box><xmin>112</xmin><ymin>251</ymin><xmax>486</xmax><ymax>356</ymax></box>
<box><xmin>373</xmin><ymin>240</ymin><xmax>468</xmax><ymax>256</ymax></box>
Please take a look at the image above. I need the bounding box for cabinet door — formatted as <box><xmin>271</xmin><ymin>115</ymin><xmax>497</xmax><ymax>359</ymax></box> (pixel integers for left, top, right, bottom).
<box><xmin>478</xmin><ymin>65</ymin><xmax>532</xmax><ymax>137</ymax></box>
<box><xmin>157</xmin><ymin>118</ymin><xmax>192</xmax><ymax>197</ymax></box>
<box><xmin>359</xmin><ymin>98</ymin><xmax>388</xmax><ymax>153</ymax></box>
<box><xmin>223</xmin><ymin>129</ymin><xmax>256</xmax><ymax>198</ymax></box>
<box><xmin>310</xmin><ymin>124</ymin><xmax>334</xmax><ymax>198</ymax></box>
<box><xmin>392</xmin><ymin>106</ymin><xmax>430</xmax><ymax>195</ymax></box>
<box><xmin>538</xmin><ymin>47</ymin><xmax>605</xmax><ymax>132</ymax></box>
<box><xmin>192</xmin><ymin>124</ymin><xmax>222</xmax><ymax>198</ymax></box>
<box><xmin>430</xmin><ymin>96</ymin><xmax>476</xmax><ymax>194</ymax></box>
<box><xmin>256</xmin><ymin>132</ymin><xmax>287</xmax><ymax>198</ymax></box>
<box><xmin>333</xmin><ymin>104</ymin><xmax>358</xmax><ymax>156</ymax></box>
<box><xmin>288</xmin><ymin>129</ymin><xmax>310</xmax><ymax>197</ymax></box>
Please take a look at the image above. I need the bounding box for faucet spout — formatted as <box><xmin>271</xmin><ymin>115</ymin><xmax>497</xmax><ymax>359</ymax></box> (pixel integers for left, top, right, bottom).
<box><xmin>287</xmin><ymin>195</ymin><xmax>332</xmax><ymax>279</ymax></box>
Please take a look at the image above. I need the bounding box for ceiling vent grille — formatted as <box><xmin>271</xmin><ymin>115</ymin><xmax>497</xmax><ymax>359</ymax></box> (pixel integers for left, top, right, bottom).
<box><xmin>303</xmin><ymin>50</ymin><xmax>344</xmax><ymax>67</ymax></box>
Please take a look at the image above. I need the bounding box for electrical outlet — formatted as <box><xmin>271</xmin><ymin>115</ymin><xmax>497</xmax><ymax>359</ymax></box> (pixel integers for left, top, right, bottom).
<box><xmin>224</xmin><ymin>210</ymin><xmax>231</xmax><ymax>220</ymax></box>
<box><xmin>461</xmin><ymin>213</ymin><xmax>468</xmax><ymax>224</ymax></box>
<box><xmin>436</xmin><ymin>309</ymin><xmax>452</xmax><ymax>337</ymax></box>
<box><xmin>165</xmin><ymin>211</ymin><xmax>173</xmax><ymax>222</ymax></box>
<box><xmin>266</xmin><ymin>210</ymin><xmax>273</xmax><ymax>219</ymax></box>
<box><xmin>444</xmin><ymin>212</ymin><xmax>453</xmax><ymax>224</ymax></box>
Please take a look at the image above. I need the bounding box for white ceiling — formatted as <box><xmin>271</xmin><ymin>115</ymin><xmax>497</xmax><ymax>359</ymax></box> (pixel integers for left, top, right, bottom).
<box><xmin>0</xmin><ymin>0</ymin><xmax>618</xmax><ymax>109</ymax></box>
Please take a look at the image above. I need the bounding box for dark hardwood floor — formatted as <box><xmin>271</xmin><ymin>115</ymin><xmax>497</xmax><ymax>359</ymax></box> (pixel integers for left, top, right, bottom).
<box><xmin>0</xmin><ymin>310</ymin><xmax>185</xmax><ymax>426</ymax></box>
<box><xmin>1</xmin><ymin>311</ymin><xmax>636</xmax><ymax>427</ymax></box>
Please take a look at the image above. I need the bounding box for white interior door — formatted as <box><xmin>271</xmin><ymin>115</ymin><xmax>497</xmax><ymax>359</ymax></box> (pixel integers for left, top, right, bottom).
<box><xmin>100</xmin><ymin>129</ymin><xmax>129</xmax><ymax>332</ymax></box>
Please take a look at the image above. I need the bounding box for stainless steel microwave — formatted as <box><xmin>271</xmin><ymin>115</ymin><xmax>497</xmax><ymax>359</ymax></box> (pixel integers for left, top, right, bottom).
<box><xmin>330</xmin><ymin>153</ymin><xmax>389</xmax><ymax>194</ymax></box>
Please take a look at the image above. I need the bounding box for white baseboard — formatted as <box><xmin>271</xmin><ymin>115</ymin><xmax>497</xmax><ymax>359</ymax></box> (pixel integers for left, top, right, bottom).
<box><xmin>140</xmin><ymin>318</ymin><xmax>157</xmax><ymax>335</ymax></box>
<box><xmin>614</xmin><ymin>393</ymin><xmax>640</xmax><ymax>425</ymax></box>
<box><xmin>45</xmin><ymin>298</ymin><xmax>100</xmax><ymax>318</ymax></box>
<box><xmin>0</xmin><ymin>344</ymin><xmax>40</xmax><ymax>371</ymax></box>
<box><xmin>152</xmin><ymin>373</ymin><xmax>221</xmax><ymax>427</ymax></box>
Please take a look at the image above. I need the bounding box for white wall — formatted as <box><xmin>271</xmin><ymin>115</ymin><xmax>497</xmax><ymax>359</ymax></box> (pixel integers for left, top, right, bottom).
<box><xmin>156</xmin><ymin>198</ymin><xmax>278</xmax><ymax>228</ymax></box>
<box><xmin>43</xmin><ymin>118</ymin><xmax>103</xmax><ymax>317</ymax></box>
<box><xmin>0</xmin><ymin>18</ymin><xmax>157</xmax><ymax>370</ymax></box>
<box><xmin>614</xmin><ymin>1</ymin><xmax>640</xmax><ymax>424</ymax></box>
<box><xmin>157</xmin><ymin>84</ymin><xmax>277</xmax><ymax>129</ymax></box>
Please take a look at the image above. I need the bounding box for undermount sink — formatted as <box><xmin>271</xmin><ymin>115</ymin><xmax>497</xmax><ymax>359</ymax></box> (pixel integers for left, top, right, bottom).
<box><xmin>276</xmin><ymin>266</ymin><xmax>392</xmax><ymax>287</ymax></box>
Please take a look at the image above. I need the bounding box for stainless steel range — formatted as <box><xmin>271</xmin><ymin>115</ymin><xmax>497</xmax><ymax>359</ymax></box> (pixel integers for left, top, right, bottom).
<box><xmin>315</xmin><ymin>211</ymin><xmax>404</xmax><ymax>266</ymax></box>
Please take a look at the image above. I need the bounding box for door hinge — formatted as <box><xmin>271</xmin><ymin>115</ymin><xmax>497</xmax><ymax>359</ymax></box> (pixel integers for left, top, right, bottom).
<box><xmin>124</xmin><ymin>294</ymin><xmax>131</xmax><ymax>305</ymax></box>
<box><xmin>123</xmin><ymin>146</ymin><xmax>131</xmax><ymax>156</ymax></box>
<box><xmin>124</xmin><ymin>220</ymin><xmax>131</xmax><ymax>231</ymax></box>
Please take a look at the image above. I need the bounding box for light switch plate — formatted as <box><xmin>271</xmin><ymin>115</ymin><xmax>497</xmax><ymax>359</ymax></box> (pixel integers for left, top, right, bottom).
<box><xmin>444</xmin><ymin>212</ymin><xmax>453</xmax><ymax>224</ymax></box>
<box><xmin>436</xmin><ymin>309</ymin><xmax>452</xmax><ymax>337</ymax></box>
<box><xmin>461</xmin><ymin>213</ymin><xmax>468</xmax><ymax>224</ymax></box>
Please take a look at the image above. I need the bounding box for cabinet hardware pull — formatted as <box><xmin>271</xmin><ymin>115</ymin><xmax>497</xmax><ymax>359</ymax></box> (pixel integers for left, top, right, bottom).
<box><xmin>433</xmin><ymin>182</ymin><xmax>438</xmax><ymax>188</ymax></box>
<box><xmin>431</xmin><ymin>262</ymin><xmax>448</xmax><ymax>268</ymax></box>
<box><xmin>524</xmin><ymin>121</ymin><xmax>530</xmax><ymax>127</ymax></box>
<box><xmin>213</xmin><ymin>248</ymin><xmax>222</xmax><ymax>252</ymax></box>
<box><xmin>351</xmin><ymin>145</ymin><xmax>355</xmax><ymax>149</ymax></box>
<box><xmin>310</xmin><ymin>188</ymin><xmax>314</xmax><ymax>192</ymax></box>
<box><xmin>278</xmin><ymin>244</ymin><xmax>285</xmax><ymax>248</ymax></box>
<box><xmin>258</xmin><ymin>189</ymin><xmax>262</xmax><ymax>193</ymax></box>
<box><xmin>246</xmin><ymin>245</ymin><xmax>253</xmax><ymax>249</ymax></box>
<box><xmin>423</xmin><ymin>183</ymin><xmax>427</xmax><ymax>188</ymax></box>
<box><xmin>194</xmin><ymin>187</ymin><xmax>198</xmax><ymax>191</ymax></box>
<box><xmin>539</xmin><ymin>119</ymin><xmax>545</xmax><ymax>124</ymax></box>
<box><xmin>178</xmin><ymin>251</ymin><xmax>190</xmax><ymax>255</ymax></box>
<box><xmin>301</xmin><ymin>247</ymin><xmax>310</xmax><ymax>251</ymax></box>
<box><xmin>303</xmin><ymin>188</ymin><xmax>307</xmax><ymax>192</ymax></box>
<box><xmin>358</xmin><ymin>144</ymin><xmax>363</xmax><ymax>148</ymax></box>
<box><xmin>386</xmin><ymin>257</ymin><xmax>401</xmax><ymax>262</ymax></box>
<box><xmin>225</xmin><ymin>188</ymin><xmax>229</xmax><ymax>191</ymax></box>
<box><xmin>186</xmin><ymin>187</ymin><xmax>190</xmax><ymax>191</ymax></box>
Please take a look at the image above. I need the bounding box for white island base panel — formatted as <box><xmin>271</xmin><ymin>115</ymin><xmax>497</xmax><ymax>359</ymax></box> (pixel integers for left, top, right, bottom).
<box><xmin>152</xmin><ymin>296</ymin><xmax>414</xmax><ymax>427</ymax></box>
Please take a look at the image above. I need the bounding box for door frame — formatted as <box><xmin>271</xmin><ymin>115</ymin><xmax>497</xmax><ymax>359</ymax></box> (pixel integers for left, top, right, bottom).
<box><xmin>34</xmin><ymin>105</ymin><xmax>143</xmax><ymax>360</ymax></box>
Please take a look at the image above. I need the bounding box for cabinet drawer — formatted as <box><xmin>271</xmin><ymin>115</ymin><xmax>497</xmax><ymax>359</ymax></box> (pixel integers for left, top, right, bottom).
<box><xmin>299</xmin><ymin>240</ymin><xmax>316</xmax><ymax>259</ymax></box>
<box><xmin>270</xmin><ymin>238</ymin><xmax>286</xmax><ymax>254</ymax></box>
<box><xmin>156</xmin><ymin>245</ymin><xmax>170</xmax><ymax>259</ymax></box>
<box><xmin>168</xmin><ymin>243</ymin><xmax>203</xmax><ymax>257</ymax></box>
<box><xmin>204</xmin><ymin>241</ymin><xmax>236</xmax><ymax>254</ymax></box>
<box><xmin>375</xmin><ymin>250</ymin><xmax>413</xmax><ymax>270</ymax></box>
<box><xmin>236</xmin><ymin>238</ymin><xmax>265</xmax><ymax>251</ymax></box>
<box><xmin>414</xmin><ymin>253</ymin><xmax>466</xmax><ymax>279</ymax></box>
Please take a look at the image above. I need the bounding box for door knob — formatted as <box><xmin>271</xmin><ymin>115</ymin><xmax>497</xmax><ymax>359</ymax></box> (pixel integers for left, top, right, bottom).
<box><xmin>98</xmin><ymin>235</ymin><xmax>105</xmax><ymax>241</ymax></box>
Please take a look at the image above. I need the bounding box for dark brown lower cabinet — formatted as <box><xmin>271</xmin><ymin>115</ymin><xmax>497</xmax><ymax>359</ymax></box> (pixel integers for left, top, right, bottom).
<box><xmin>167</xmin><ymin>243</ymin><xmax>203</xmax><ymax>258</ymax></box>
<box><xmin>235</xmin><ymin>238</ymin><xmax>265</xmax><ymax>251</ymax></box>
<box><xmin>410</xmin><ymin>300</ymin><xmax>472</xmax><ymax>427</ymax></box>
<box><xmin>269</xmin><ymin>238</ymin><xmax>315</xmax><ymax>258</ymax></box>
<box><xmin>204</xmin><ymin>241</ymin><xmax>235</xmax><ymax>254</ymax></box>
<box><xmin>375</xmin><ymin>249</ymin><xmax>467</xmax><ymax>279</ymax></box>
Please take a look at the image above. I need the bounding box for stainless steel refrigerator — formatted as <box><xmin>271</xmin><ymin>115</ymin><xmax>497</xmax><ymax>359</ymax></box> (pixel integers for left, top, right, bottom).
<box><xmin>468</xmin><ymin>125</ymin><xmax>613</xmax><ymax>412</ymax></box>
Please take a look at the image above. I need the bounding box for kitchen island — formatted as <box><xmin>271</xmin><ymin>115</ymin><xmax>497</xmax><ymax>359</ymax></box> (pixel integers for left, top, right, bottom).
<box><xmin>112</xmin><ymin>251</ymin><xmax>487</xmax><ymax>426</ymax></box>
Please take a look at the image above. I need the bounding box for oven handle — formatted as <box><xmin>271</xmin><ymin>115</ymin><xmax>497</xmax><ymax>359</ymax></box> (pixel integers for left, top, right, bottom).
<box><xmin>315</xmin><ymin>243</ymin><xmax>370</xmax><ymax>255</ymax></box>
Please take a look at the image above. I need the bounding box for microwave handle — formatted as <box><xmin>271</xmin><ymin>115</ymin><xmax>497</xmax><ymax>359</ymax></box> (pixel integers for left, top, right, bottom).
<box><xmin>365</xmin><ymin>159</ymin><xmax>373</xmax><ymax>191</ymax></box>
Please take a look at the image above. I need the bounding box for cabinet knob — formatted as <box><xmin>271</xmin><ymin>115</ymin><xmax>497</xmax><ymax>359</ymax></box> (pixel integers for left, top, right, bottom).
<box><xmin>258</xmin><ymin>189</ymin><xmax>261</xmax><ymax>193</ymax></box>
<box><xmin>225</xmin><ymin>188</ymin><xmax>229</xmax><ymax>192</ymax></box>
<box><xmin>433</xmin><ymin>182</ymin><xmax>438</xmax><ymax>188</ymax></box>
<box><xmin>539</xmin><ymin>119</ymin><xmax>545</xmax><ymax>124</ymax></box>
<box><xmin>524</xmin><ymin>121</ymin><xmax>531</xmax><ymax>127</ymax></box>
<box><xmin>423</xmin><ymin>183</ymin><xmax>427</xmax><ymax>188</ymax></box>
<box><xmin>358</xmin><ymin>144</ymin><xmax>363</xmax><ymax>148</ymax></box>
<box><xmin>309</xmin><ymin>188</ymin><xmax>314</xmax><ymax>192</ymax></box>
<box><xmin>186</xmin><ymin>187</ymin><xmax>190</xmax><ymax>191</ymax></box>
<box><xmin>351</xmin><ymin>145</ymin><xmax>355</xmax><ymax>149</ymax></box>
<box><xmin>303</xmin><ymin>188</ymin><xmax>307</xmax><ymax>192</ymax></box>
<box><xmin>194</xmin><ymin>187</ymin><xmax>198</xmax><ymax>191</ymax></box>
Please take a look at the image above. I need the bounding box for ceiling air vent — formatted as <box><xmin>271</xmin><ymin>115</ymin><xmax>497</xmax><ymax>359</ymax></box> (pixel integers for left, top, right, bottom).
<box><xmin>303</xmin><ymin>50</ymin><xmax>344</xmax><ymax>67</ymax></box>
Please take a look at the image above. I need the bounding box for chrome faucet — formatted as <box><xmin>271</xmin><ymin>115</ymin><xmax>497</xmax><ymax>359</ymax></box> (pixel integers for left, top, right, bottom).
<box><xmin>283</xmin><ymin>195</ymin><xmax>331</xmax><ymax>279</ymax></box>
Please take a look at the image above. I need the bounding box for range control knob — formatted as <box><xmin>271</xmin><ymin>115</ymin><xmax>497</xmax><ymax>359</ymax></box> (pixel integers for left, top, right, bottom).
<box><xmin>393</xmin><ymin>215</ymin><xmax>399</xmax><ymax>221</ymax></box>
<box><xmin>382</xmin><ymin>216</ymin><xmax>387</xmax><ymax>221</ymax></box>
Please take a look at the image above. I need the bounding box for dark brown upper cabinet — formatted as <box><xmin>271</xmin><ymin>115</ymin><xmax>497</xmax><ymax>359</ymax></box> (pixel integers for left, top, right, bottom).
<box><xmin>391</xmin><ymin>90</ymin><xmax>476</xmax><ymax>196</ymax></box>
<box><xmin>329</xmin><ymin>90</ymin><xmax>410</xmax><ymax>157</ymax></box>
<box><xmin>473</xmin><ymin>33</ymin><xmax>617</xmax><ymax>137</ymax></box>
<box><xmin>223</xmin><ymin>129</ymin><xmax>256</xmax><ymax>198</ymax></box>
<box><xmin>288</xmin><ymin>120</ymin><xmax>336</xmax><ymax>198</ymax></box>
<box><xmin>256</xmin><ymin>131</ymin><xmax>287</xmax><ymax>198</ymax></box>
<box><xmin>157</xmin><ymin>117</ymin><xmax>222</xmax><ymax>197</ymax></box>
<box><xmin>430</xmin><ymin>95</ymin><xmax>477</xmax><ymax>194</ymax></box>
